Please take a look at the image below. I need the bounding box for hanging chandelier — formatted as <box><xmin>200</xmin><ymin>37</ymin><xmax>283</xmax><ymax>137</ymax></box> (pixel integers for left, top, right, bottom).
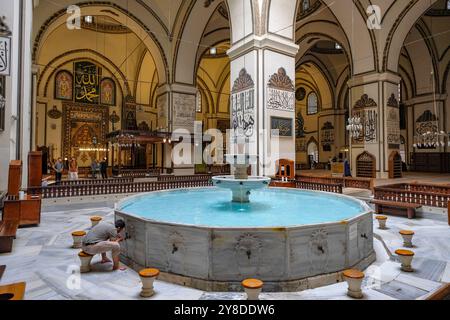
<box><xmin>413</xmin><ymin>131</ymin><xmax>450</xmax><ymax>148</ymax></box>
<box><xmin>346</xmin><ymin>116</ymin><xmax>363</xmax><ymax>139</ymax></box>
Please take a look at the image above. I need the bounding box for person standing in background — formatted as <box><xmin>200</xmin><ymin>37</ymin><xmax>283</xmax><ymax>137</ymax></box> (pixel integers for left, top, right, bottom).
<box><xmin>69</xmin><ymin>157</ymin><xmax>79</xmax><ymax>180</ymax></box>
<box><xmin>100</xmin><ymin>157</ymin><xmax>108</xmax><ymax>179</ymax></box>
<box><xmin>53</xmin><ymin>158</ymin><xmax>64</xmax><ymax>184</ymax></box>
<box><xmin>91</xmin><ymin>159</ymin><xmax>99</xmax><ymax>179</ymax></box>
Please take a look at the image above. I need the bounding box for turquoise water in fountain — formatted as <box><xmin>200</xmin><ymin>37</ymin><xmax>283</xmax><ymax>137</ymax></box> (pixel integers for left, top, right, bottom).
<box><xmin>119</xmin><ymin>188</ymin><xmax>367</xmax><ymax>228</ymax></box>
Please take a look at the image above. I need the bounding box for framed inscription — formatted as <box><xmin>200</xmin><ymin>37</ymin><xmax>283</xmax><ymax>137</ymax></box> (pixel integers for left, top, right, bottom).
<box><xmin>271</xmin><ymin>116</ymin><xmax>293</xmax><ymax>137</ymax></box>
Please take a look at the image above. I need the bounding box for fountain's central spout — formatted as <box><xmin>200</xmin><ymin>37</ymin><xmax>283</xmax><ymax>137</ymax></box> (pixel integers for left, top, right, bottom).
<box><xmin>212</xmin><ymin>154</ymin><xmax>271</xmax><ymax>203</ymax></box>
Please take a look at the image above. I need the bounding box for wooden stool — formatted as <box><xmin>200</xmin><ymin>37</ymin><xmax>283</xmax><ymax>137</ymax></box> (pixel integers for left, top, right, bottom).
<box><xmin>78</xmin><ymin>251</ymin><xmax>94</xmax><ymax>273</ymax></box>
<box><xmin>0</xmin><ymin>282</ymin><xmax>26</xmax><ymax>300</ymax></box>
<box><xmin>399</xmin><ymin>230</ymin><xmax>414</xmax><ymax>248</ymax></box>
<box><xmin>139</xmin><ymin>268</ymin><xmax>160</xmax><ymax>297</ymax></box>
<box><xmin>395</xmin><ymin>249</ymin><xmax>414</xmax><ymax>272</ymax></box>
<box><xmin>375</xmin><ymin>215</ymin><xmax>388</xmax><ymax>229</ymax></box>
<box><xmin>242</xmin><ymin>279</ymin><xmax>264</xmax><ymax>300</ymax></box>
<box><xmin>90</xmin><ymin>216</ymin><xmax>102</xmax><ymax>228</ymax></box>
<box><xmin>71</xmin><ymin>231</ymin><xmax>86</xmax><ymax>249</ymax></box>
<box><xmin>342</xmin><ymin>269</ymin><xmax>364</xmax><ymax>299</ymax></box>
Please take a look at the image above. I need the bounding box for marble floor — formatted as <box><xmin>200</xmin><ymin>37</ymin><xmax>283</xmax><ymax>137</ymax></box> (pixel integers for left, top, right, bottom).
<box><xmin>0</xmin><ymin>202</ymin><xmax>449</xmax><ymax>300</ymax></box>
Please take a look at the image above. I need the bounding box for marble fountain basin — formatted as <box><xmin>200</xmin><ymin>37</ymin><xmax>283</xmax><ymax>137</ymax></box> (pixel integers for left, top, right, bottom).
<box><xmin>115</xmin><ymin>188</ymin><xmax>375</xmax><ymax>292</ymax></box>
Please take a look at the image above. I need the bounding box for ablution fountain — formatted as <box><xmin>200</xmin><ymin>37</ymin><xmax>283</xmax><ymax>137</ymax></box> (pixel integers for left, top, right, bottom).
<box><xmin>115</xmin><ymin>153</ymin><xmax>374</xmax><ymax>292</ymax></box>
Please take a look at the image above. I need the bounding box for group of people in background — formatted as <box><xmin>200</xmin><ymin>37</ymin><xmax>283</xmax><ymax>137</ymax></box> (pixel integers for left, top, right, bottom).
<box><xmin>49</xmin><ymin>157</ymin><xmax>108</xmax><ymax>184</ymax></box>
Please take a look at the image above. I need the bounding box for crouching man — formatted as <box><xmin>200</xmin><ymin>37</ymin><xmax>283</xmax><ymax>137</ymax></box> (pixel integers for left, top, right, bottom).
<box><xmin>82</xmin><ymin>219</ymin><xmax>126</xmax><ymax>271</ymax></box>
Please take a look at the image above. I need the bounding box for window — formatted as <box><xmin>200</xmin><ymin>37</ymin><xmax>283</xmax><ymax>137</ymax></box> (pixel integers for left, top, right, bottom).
<box><xmin>196</xmin><ymin>91</ymin><xmax>202</xmax><ymax>113</ymax></box>
<box><xmin>302</xmin><ymin>0</ymin><xmax>310</xmax><ymax>12</ymax></box>
<box><xmin>335</xmin><ymin>43</ymin><xmax>342</xmax><ymax>50</ymax></box>
<box><xmin>307</xmin><ymin>92</ymin><xmax>318</xmax><ymax>115</ymax></box>
<box><xmin>0</xmin><ymin>76</ymin><xmax>5</xmax><ymax>131</ymax></box>
<box><xmin>447</xmin><ymin>0</ymin><xmax>450</xmax><ymax>10</ymax></box>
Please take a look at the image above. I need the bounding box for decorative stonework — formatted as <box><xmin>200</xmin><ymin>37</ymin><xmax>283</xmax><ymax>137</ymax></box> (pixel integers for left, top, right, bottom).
<box><xmin>308</xmin><ymin>229</ymin><xmax>329</xmax><ymax>273</ymax></box>
<box><xmin>232</xmin><ymin>68</ymin><xmax>254</xmax><ymax>92</ymax></box>
<box><xmin>47</xmin><ymin>106</ymin><xmax>63</xmax><ymax>119</ymax></box>
<box><xmin>354</xmin><ymin>94</ymin><xmax>377</xmax><ymax>109</ymax></box>
<box><xmin>267</xmin><ymin>68</ymin><xmax>295</xmax><ymax>91</ymax></box>
<box><xmin>235</xmin><ymin>234</ymin><xmax>262</xmax><ymax>276</ymax></box>
<box><xmin>267</xmin><ymin>68</ymin><xmax>295</xmax><ymax>112</ymax></box>
<box><xmin>62</xmin><ymin>103</ymin><xmax>109</xmax><ymax>159</ymax></box>
<box><xmin>173</xmin><ymin>92</ymin><xmax>196</xmax><ymax>133</ymax></box>
<box><xmin>387</xmin><ymin>93</ymin><xmax>399</xmax><ymax>108</ymax></box>
<box><xmin>166</xmin><ymin>232</ymin><xmax>186</xmax><ymax>274</ymax></box>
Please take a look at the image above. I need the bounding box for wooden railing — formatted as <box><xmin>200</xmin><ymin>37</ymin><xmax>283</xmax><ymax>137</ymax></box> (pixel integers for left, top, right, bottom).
<box><xmin>28</xmin><ymin>179</ymin><xmax>213</xmax><ymax>199</ymax></box>
<box><xmin>56</xmin><ymin>178</ymin><xmax>134</xmax><ymax>186</ymax></box>
<box><xmin>296</xmin><ymin>175</ymin><xmax>373</xmax><ymax>190</ymax></box>
<box><xmin>157</xmin><ymin>174</ymin><xmax>213</xmax><ymax>182</ymax></box>
<box><xmin>294</xmin><ymin>180</ymin><xmax>343</xmax><ymax>194</ymax></box>
<box><xmin>114</xmin><ymin>168</ymin><xmax>162</xmax><ymax>178</ymax></box>
<box><xmin>374</xmin><ymin>183</ymin><xmax>450</xmax><ymax>208</ymax></box>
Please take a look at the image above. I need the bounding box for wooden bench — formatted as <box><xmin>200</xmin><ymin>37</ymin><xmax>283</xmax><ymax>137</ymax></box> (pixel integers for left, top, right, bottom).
<box><xmin>371</xmin><ymin>199</ymin><xmax>422</xmax><ymax>219</ymax></box>
<box><xmin>0</xmin><ymin>220</ymin><xmax>19</xmax><ymax>253</ymax></box>
<box><xmin>426</xmin><ymin>283</ymin><xmax>450</xmax><ymax>300</ymax></box>
<box><xmin>0</xmin><ymin>282</ymin><xmax>26</xmax><ymax>300</ymax></box>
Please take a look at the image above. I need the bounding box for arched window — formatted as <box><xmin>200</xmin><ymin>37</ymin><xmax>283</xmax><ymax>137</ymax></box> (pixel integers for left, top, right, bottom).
<box><xmin>307</xmin><ymin>92</ymin><xmax>318</xmax><ymax>115</ymax></box>
<box><xmin>196</xmin><ymin>91</ymin><xmax>202</xmax><ymax>113</ymax></box>
<box><xmin>302</xmin><ymin>0</ymin><xmax>310</xmax><ymax>12</ymax></box>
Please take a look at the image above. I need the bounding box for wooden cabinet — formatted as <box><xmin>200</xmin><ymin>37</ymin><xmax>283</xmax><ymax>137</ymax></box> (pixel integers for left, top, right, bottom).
<box><xmin>7</xmin><ymin>160</ymin><xmax>22</xmax><ymax>197</ymax></box>
<box><xmin>411</xmin><ymin>153</ymin><xmax>450</xmax><ymax>173</ymax></box>
<box><xmin>3</xmin><ymin>195</ymin><xmax>41</xmax><ymax>227</ymax></box>
<box><xmin>28</xmin><ymin>151</ymin><xmax>43</xmax><ymax>188</ymax></box>
<box><xmin>388</xmin><ymin>151</ymin><xmax>402</xmax><ymax>179</ymax></box>
<box><xmin>356</xmin><ymin>151</ymin><xmax>376</xmax><ymax>178</ymax></box>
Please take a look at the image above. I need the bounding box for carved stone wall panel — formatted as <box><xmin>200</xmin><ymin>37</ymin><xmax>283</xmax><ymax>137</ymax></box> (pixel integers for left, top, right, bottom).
<box><xmin>266</xmin><ymin>68</ymin><xmax>295</xmax><ymax>112</ymax></box>
<box><xmin>173</xmin><ymin>92</ymin><xmax>196</xmax><ymax>133</ymax></box>
<box><xmin>146</xmin><ymin>223</ymin><xmax>210</xmax><ymax>279</ymax></box>
<box><xmin>211</xmin><ymin>230</ymin><xmax>287</xmax><ymax>281</ymax></box>
<box><xmin>288</xmin><ymin>224</ymin><xmax>346</xmax><ymax>279</ymax></box>
<box><xmin>157</xmin><ymin>93</ymin><xmax>168</xmax><ymax>129</ymax></box>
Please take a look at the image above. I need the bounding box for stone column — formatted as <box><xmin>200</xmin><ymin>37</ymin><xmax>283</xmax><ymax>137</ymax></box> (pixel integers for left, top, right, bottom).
<box><xmin>227</xmin><ymin>35</ymin><xmax>298</xmax><ymax>177</ymax></box>
<box><xmin>156</xmin><ymin>83</ymin><xmax>197</xmax><ymax>175</ymax></box>
<box><xmin>348</xmin><ymin>73</ymin><xmax>401</xmax><ymax>178</ymax></box>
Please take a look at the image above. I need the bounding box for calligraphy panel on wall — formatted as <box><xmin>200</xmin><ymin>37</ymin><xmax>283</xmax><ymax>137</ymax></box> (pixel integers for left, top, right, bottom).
<box><xmin>0</xmin><ymin>36</ymin><xmax>11</xmax><ymax>76</ymax></box>
<box><xmin>266</xmin><ymin>68</ymin><xmax>295</xmax><ymax>112</ymax></box>
<box><xmin>74</xmin><ymin>61</ymin><xmax>100</xmax><ymax>104</ymax></box>
<box><xmin>100</xmin><ymin>78</ymin><xmax>116</xmax><ymax>106</ymax></box>
<box><xmin>386</xmin><ymin>94</ymin><xmax>400</xmax><ymax>149</ymax></box>
<box><xmin>271</xmin><ymin>117</ymin><xmax>293</xmax><ymax>137</ymax></box>
<box><xmin>54</xmin><ymin>70</ymin><xmax>73</xmax><ymax>101</ymax></box>
<box><xmin>352</xmin><ymin>94</ymin><xmax>378</xmax><ymax>145</ymax></box>
<box><xmin>231</xmin><ymin>69</ymin><xmax>255</xmax><ymax>139</ymax></box>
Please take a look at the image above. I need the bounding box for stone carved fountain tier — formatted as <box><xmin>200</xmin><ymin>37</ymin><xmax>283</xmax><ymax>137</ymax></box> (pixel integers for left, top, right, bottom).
<box><xmin>212</xmin><ymin>154</ymin><xmax>271</xmax><ymax>203</ymax></box>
